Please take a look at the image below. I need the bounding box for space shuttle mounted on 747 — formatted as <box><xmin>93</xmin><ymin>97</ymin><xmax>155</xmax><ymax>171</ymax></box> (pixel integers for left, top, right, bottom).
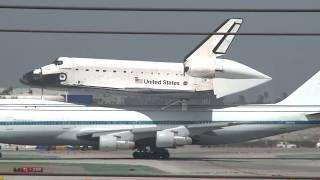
<box><xmin>21</xmin><ymin>19</ymin><xmax>271</xmax><ymax>98</ymax></box>
<box><xmin>4</xmin><ymin>68</ymin><xmax>320</xmax><ymax>159</ymax></box>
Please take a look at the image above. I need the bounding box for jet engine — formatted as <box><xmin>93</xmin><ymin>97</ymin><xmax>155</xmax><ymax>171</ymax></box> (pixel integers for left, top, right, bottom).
<box><xmin>156</xmin><ymin>131</ymin><xmax>192</xmax><ymax>148</ymax></box>
<box><xmin>99</xmin><ymin>133</ymin><xmax>135</xmax><ymax>151</ymax></box>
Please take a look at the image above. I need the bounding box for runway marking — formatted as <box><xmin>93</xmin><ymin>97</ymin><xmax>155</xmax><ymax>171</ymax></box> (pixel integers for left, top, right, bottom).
<box><xmin>0</xmin><ymin>173</ymin><xmax>316</xmax><ymax>179</ymax></box>
<box><xmin>1</xmin><ymin>156</ymin><xmax>319</xmax><ymax>178</ymax></box>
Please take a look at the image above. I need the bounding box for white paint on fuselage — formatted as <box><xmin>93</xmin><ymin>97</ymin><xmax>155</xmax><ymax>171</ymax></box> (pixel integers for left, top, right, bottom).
<box><xmin>41</xmin><ymin>57</ymin><xmax>213</xmax><ymax>92</ymax></box>
<box><xmin>0</xmin><ymin>99</ymin><xmax>318</xmax><ymax>146</ymax></box>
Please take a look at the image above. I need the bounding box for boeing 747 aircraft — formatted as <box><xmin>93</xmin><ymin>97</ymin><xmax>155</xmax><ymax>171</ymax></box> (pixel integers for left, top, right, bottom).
<box><xmin>1</xmin><ymin>70</ymin><xmax>319</xmax><ymax>159</ymax></box>
<box><xmin>20</xmin><ymin>19</ymin><xmax>270</xmax><ymax>98</ymax></box>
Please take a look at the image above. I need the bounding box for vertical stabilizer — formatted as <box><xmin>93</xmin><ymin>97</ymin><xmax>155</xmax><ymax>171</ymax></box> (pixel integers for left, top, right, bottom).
<box><xmin>184</xmin><ymin>18</ymin><xmax>243</xmax><ymax>63</ymax></box>
<box><xmin>278</xmin><ymin>70</ymin><xmax>320</xmax><ymax>105</ymax></box>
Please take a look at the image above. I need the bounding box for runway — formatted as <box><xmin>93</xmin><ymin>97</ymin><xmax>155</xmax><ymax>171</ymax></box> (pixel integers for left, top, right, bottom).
<box><xmin>0</xmin><ymin>146</ymin><xmax>320</xmax><ymax>179</ymax></box>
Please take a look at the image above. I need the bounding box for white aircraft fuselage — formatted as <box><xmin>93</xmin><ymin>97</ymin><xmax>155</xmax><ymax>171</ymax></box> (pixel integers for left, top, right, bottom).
<box><xmin>20</xmin><ymin>57</ymin><xmax>270</xmax><ymax>98</ymax></box>
<box><xmin>25</xmin><ymin>58</ymin><xmax>210</xmax><ymax>93</ymax></box>
<box><xmin>3</xmin><ymin>67</ymin><xmax>320</xmax><ymax>158</ymax></box>
<box><xmin>0</xmin><ymin>99</ymin><xmax>318</xmax><ymax>146</ymax></box>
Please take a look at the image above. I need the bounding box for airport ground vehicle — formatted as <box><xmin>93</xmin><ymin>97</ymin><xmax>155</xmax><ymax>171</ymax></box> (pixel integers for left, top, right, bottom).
<box><xmin>276</xmin><ymin>142</ymin><xmax>297</xmax><ymax>148</ymax></box>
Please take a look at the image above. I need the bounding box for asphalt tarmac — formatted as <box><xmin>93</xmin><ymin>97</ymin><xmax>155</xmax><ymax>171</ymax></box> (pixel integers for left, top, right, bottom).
<box><xmin>0</xmin><ymin>146</ymin><xmax>320</xmax><ymax>179</ymax></box>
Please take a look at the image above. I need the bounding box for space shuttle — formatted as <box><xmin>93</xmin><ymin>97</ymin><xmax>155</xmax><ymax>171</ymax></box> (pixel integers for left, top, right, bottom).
<box><xmin>20</xmin><ymin>19</ymin><xmax>271</xmax><ymax>98</ymax></box>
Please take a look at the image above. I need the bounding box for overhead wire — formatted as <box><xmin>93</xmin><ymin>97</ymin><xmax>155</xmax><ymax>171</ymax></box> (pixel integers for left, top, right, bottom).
<box><xmin>0</xmin><ymin>5</ymin><xmax>319</xmax><ymax>36</ymax></box>
<box><xmin>0</xmin><ymin>29</ymin><xmax>319</xmax><ymax>36</ymax></box>
<box><xmin>0</xmin><ymin>5</ymin><xmax>319</xmax><ymax>12</ymax></box>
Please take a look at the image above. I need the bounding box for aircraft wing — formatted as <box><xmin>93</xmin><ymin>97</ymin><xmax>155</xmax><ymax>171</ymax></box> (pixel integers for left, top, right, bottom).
<box><xmin>185</xmin><ymin>122</ymin><xmax>239</xmax><ymax>135</ymax></box>
<box><xmin>76</xmin><ymin>122</ymin><xmax>239</xmax><ymax>140</ymax></box>
<box><xmin>306</xmin><ymin>113</ymin><xmax>320</xmax><ymax>120</ymax></box>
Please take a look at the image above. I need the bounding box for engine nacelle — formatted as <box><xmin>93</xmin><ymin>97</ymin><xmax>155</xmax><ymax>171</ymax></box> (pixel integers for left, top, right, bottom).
<box><xmin>99</xmin><ymin>135</ymin><xmax>135</xmax><ymax>151</ymax></box>
<box><xmin>156</xmin><ymin>131</ymin><xmax>192</xmax><ymax>148</ymax></box>
<box><xmin>185</xmin><ymin>58</ymin><xmax>218</xmax><ymax>78</ymax></box>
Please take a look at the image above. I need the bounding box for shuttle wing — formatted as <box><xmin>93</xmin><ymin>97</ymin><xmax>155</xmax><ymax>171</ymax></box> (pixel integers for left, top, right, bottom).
<box><xmin>213</xmin><ymin>78</ymin><xmax>271</xmax><ymax>98</ymax></box>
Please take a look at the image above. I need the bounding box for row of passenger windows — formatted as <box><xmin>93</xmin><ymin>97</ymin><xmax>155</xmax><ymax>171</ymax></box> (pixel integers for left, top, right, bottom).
<box><xmin>74</xmin><ymin>68</ymin><xmax>183</xmax><ymax>76</ymax></box>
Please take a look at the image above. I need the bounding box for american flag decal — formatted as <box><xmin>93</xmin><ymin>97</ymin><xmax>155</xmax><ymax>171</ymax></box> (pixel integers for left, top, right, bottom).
<box><xmin>135</xmin><ymin>77</ymin><xmax>143</xmax><ymax>84</ymax></box>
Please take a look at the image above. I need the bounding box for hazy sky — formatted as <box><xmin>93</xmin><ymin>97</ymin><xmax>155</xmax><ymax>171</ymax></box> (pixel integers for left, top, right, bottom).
<box><xmin>0</xmin><ymin>0</ymin><xmax>320</xmax><ymax>102</ymax></box>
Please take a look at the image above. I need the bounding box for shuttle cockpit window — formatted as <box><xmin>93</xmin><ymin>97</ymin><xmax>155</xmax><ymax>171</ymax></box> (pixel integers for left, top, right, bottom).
<box><xmin>52</xmin><ymin>60</ymin><xmax>63</xmax><ymax>65</ymax></box>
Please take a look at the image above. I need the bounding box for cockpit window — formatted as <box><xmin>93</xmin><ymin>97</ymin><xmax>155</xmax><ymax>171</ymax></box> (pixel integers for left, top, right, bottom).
<box><xmin>52</xmin><ymin>60</ymin><xmax>63</xmax><ymax>65</ymax></box>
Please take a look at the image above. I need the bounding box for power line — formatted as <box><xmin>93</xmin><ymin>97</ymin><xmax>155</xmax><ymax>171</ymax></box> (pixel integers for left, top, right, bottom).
<box><xmin>0</xmin><ymin>5</ymin><xmax>320</xmax><ymax>12</ymax></box>
<box><xmin>0</xmin><ymin>29</ymin><xmax>319</xmax><ymax>36</ymax></box>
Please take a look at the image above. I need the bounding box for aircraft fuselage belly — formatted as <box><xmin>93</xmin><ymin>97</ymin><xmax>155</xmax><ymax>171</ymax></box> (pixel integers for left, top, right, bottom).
<box><xmin>0</xmin><ymin>104</ymin><xmax>318</xmax><ymax>146</ymax></box>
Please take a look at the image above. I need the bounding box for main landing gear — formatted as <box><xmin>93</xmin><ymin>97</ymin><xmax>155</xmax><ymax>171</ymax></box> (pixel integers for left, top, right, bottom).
<box><xmin>132</xmin><ymin>148</ymin><xmax>169</xmax><ymax>159</ymax></box>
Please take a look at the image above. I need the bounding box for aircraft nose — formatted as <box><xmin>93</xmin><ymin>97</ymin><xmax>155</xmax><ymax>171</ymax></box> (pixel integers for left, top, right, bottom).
<box><xmin>20</xmin><ymin>71</ymin><xmax>43</xmax><ymax>86</ymax></box>
<box><xmin>20</xmin><ymin>69</ymin><xmax>64</xmax><ymax>87</ymax></box>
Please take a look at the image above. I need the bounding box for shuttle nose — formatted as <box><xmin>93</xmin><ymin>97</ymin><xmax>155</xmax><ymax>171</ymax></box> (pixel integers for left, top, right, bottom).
<box><xmin>20</xmin><ymin>71</ymin><xmax>44</xmax><ymax>86</ymax></box>
<box><xmin>20</xmin><ymin>69</ymin><xmax>64</xmax><ymax>87</ymax></box>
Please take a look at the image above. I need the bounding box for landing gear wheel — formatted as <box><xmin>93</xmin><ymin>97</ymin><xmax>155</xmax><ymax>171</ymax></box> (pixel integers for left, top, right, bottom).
<box><xmin>145</xmin><ymin>152</ymin><xmax>153</xmax><ymax>159</ymax></box>
<box><xmin>132</xmin><ymin>148</ymin><xmax>170</xmax><ymax>159</ymax></box>
<box><xmin>153</xmin><ymin>153</ymin><xmax>161</xmax><ymax>159</ymax></box>
<box><xmin>162</xmin><ymin>151</ymin><xmax>169</xmax><ymax>159</ymax></box>
<box><xmin>132</xmin><ymin>151</ymin><xmax>143</xmax><ymax>159</ymax></box>
<box><xmin>153</xmin><ymin>148</ymin><xmax>169</xmax><ymax>159</ymax></box>
<box><xmin>132</xmin><ymin>152</ymin><xmax>137</xmax><ymax>158</ymax></box>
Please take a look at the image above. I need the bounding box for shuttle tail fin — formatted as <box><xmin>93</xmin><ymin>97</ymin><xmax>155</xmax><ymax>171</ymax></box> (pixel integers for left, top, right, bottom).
<box><xmin>184</xmin><ymin>18</ymin><xmax>242</xmax><ymax>63</ymax></box>
<box><xmin>278</xmin><ymin>70</ymin><xmax>320</xmax><ymax>105</ymax></box>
